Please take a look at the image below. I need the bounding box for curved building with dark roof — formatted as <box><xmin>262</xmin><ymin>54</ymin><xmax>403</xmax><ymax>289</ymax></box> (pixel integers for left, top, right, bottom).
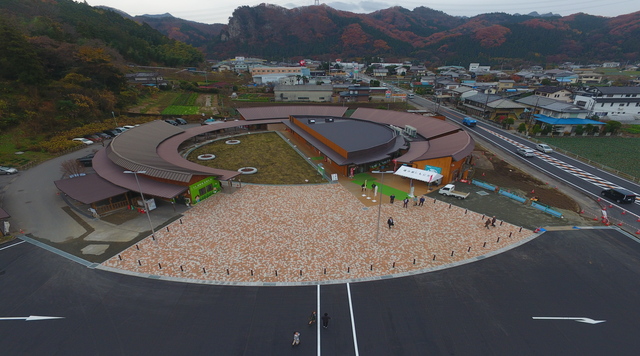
<box><xmin>56</xmin><ymin>106</ymin><xmax>474</xmax><ymax>213</ymax></box>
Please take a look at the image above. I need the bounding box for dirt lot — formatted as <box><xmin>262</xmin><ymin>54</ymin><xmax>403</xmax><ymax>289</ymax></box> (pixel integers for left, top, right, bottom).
<box><xmin>469</xmin><ymin>147</ymin><xmax>580</xmax><ymax>212</ymax></box>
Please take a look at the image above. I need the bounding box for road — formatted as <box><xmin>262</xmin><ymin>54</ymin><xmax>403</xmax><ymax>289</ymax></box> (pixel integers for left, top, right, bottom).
<box><xmin>372</xmin><ymin>76</ymin><xmax>640</xmax><ymax>230</ymax></box>
<box><xmin>2</xmin><ymin>229</ymin><xmax>640</xmax><ymax>355</ymax></box>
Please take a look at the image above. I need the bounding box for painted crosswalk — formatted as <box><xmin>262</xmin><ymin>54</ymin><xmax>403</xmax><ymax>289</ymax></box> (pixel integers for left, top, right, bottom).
<box><xmin>480</xmin><ymin>127</ymin><xmax>640</xmax><ymax>204</ymax></box>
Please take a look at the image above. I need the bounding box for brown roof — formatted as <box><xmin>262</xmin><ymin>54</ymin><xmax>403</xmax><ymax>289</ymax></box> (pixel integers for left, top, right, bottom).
<box><xmin>0</xmin><ymin>208</ymin><xmax>9</xmax><ymax>219</ymax></box>
<box><xmin>238</xmin><ymin>106</ymin><xmax>348</xmax><ymax>121</ymax></box>
<box><xmin>108</xmin><ymin>121</ymin><xmax>223</xmax><ymax>183</ymax></box>
<box><xmin>54</xmin><ymin>174</ymin><xmax>130</xmax><ymax>204</ymax></box>
<box><xmin>157</xmin><ymin>120</ymin><xmax>288</xmax><ymax>181</ymax></box>
<box><xmin>92</xmin><ymin>149</ymin><xmax>187</xmax><ymax>199</ymax></box>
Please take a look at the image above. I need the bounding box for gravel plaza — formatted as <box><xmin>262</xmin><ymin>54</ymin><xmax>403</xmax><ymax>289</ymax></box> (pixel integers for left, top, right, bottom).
<box><xmin>101</xmin><ymin>181</ymin><xmax>534</xmax><ymax>285</ymax></box>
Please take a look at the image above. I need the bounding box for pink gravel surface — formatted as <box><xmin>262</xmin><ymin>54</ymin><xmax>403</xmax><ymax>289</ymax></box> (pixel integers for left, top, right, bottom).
<box><xmin>102</xmin><ymin>184</ymin><xmax>533</xmax><ymax>284</ymax></box>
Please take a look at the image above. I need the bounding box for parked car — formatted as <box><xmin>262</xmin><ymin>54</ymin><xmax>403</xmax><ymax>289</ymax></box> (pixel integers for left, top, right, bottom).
<box><xmin>114</xmin><ymin>127</ymin><xmax>128</xmax><ymax>133</ymax></box>
<box><xmin>95</xmin><ymin>132</ymin><xmax>111</xmax><ymax>140</ymax></box>
<box><xmin>76</xmin><ymin>153</ymin><xmax>95</xmax><ymax>167</ymax></box>
<box><xmin>516</xmin><ymin>148</ymin><xmax>535</xmax><ymax>157</ymax></box>
<box><xmin>122</xmin><ymin>125</ymin><xmax>137</xmax><ymax>130</ymax></box>
<box><xmin>438</xmin><ymin>184</ymin><xmax>470</xmax><ymax>199</ymax></box>
<box><xmin>164</xmin><ymin>119</ymin><xmax>178</xmax><ymax>126</ymax></box>
<box><xmin>103</xmin><ymin>129</ymin><xmax>119</xmax><ymax>137</ymax></box>
<box><xmin>72</xmin><ymin>138</ymin><xmax>94</xmax><ymax>145</ymax></box>
<box><xmin>84</xmin><ymin>134</ymin><xmax>102</xmax><ymax>142</ymax></box>
<box><xmin>175</xmin><ymin>118</ymin><xmax>188</xmax><ymax>125</ymax></box>
<box><xmin>535</xmin><ymin>143</ymin><xmax>553</xmax><ymax>153</ymax></box>
<box><xmin>0</xmin><ymin>166</ymin><xmax>18</xmax><ymax>175</ymax></box>
<box><xmin>601</xmin><ymin>188</ymin><xmax>637</xmax><ymax>204</ymax></box>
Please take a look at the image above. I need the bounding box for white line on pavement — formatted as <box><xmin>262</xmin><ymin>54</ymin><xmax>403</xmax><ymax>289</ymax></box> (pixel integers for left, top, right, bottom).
<box><xmin>317</xmin><ymin>284</ymin><xmax>321</xmax><ymax>356</ymax></box>
<box><xmin>346</xmin><ymin>283</ymin><xmax>360</xmax><ymax>356</ymax></box>
<box><xmin>0</xmin><ymin>240</ymin><xmax>25</xmax><ymax>251</ymax></box>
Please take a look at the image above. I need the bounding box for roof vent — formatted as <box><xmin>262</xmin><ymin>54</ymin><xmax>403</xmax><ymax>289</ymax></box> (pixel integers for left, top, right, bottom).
<box><xmin>325</xmin><ymin>118</ymin><xmax>334</xmax><ymax>123</ymax></box>
<box><xmin>308</xmin><ymin>119</ymin><xmax>316</xmax><ymax>124</ymax></box>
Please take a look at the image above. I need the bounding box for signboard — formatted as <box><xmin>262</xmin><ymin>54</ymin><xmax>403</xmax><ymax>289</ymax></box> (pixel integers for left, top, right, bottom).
<box><xmin>424</xmin><ymin>165</ymin><xmax>442</xmax><ymax>174</ymax></box>
<box><xmin>385</xmin><ymin>90</ymin><xmax>391</xmax><ymax>98</ymax></box>
<box><xmin>331</xmin><ymin>174</ymin><xmax>338</xmax><ymax>181</ymax></box>
<box><xmin>145</xmin><ymin>198</ymin><xmax>157</xmax><ymax>211</ymax></box>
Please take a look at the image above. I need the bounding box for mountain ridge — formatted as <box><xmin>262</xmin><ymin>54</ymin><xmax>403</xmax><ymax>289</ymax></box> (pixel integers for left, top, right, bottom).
<box><xmin>129</xmin><ymin>4</ymin><xmax>639</xmax><ymax>64</ymax></box>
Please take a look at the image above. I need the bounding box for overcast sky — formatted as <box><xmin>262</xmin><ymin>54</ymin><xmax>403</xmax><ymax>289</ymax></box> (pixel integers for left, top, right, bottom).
<box><xmin>82</xmin><ymin>0</ymin><xmax>640</xmax><ymax>24</ymax></box>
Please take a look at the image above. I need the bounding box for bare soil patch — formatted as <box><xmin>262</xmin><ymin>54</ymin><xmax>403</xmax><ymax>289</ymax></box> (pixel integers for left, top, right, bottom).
<box><xmin>469</xmin><ymin>148</ymin><xmax>580</xmax><ymax>212</ymax></box>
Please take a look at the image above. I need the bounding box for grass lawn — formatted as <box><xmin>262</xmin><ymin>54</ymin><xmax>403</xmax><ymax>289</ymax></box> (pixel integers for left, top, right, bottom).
<box><xmin>188</xmin><ymin>132</ymin><xmax>327</xmax><ymax>184</ymax></box>
<box><xmin>537</xmin><ymin>136</ymin><xmax>640</xmax><ymax>179</ymax></box>
<box><xmin>161</xmin><ymin>105</ymin><xmax>200</xmax><ymax>115</ymax></box>
<box><xmin>351</xmin><ymin>172</ymin><xmax>411</xmax><ymax>199</ymax></box>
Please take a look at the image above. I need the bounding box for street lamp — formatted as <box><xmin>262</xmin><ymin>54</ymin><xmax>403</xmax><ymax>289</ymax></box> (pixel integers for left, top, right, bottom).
<box><xmin>124</xmin><ymin>170</ymin><xmax>155</xmax><ymax>240</ymax></box>
<box><xmin>372</xmin><ymin>169</ymin><xmax>394</xmax><ymax>243</ymax></box>
<box><xmin>111</xmin><ymin>111</ymin><xmax>118</xmax><ymax>127</ymax></box>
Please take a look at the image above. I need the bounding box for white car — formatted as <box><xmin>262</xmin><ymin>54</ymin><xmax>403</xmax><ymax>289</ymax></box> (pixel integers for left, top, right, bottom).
<box><xmin>0</xmin><ymin>166</ymin><xmax>18</xmax><ymax>175</ymax></box>
<box><xmin>72</xmin><ymin>138</ymin><xmax>94</xmax><ymax>145</ymax></box>
<box><xmin>535</xmin><ymin>143</ymin><xmax>553</xmax><ymax>153</ymax></box>
<box><xmin>516</xmin><ymin>148</ymin><xmax>535</xmax><ymax>157</ymax></box>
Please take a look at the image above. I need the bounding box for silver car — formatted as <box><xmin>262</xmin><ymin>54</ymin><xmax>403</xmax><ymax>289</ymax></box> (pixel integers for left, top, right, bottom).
<box><xmin>516</xmin><ymin>148</ymin><xmax>535</xmax><ymax>157</ymax></box>
<box><xmin>535</xmin><ymin>143</ymin><xmax>553</xmax><ymax>153</ymax></box>
<box><xmin>0</xmin><ymin>166</ymin><xmax>18</xmax><ymax>175</ymax></box>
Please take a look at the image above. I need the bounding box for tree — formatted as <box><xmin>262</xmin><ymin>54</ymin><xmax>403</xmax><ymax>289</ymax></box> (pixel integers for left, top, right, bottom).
<box><xmin>604</xmin><ymin>120</ymin><xmax>621</xmax><ymax>134</ymax></box>
<box><xmin>517</xmin><ymin>123</ymin><xmax>527</xmax><ymax>133</ymax></box>
<box><xmin>504</xmin><ymin>118</ymin><xmax>515</xmax><ymax>129</ymax></box>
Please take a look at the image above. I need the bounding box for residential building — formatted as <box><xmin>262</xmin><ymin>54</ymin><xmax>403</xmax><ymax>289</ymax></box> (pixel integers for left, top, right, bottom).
<box><xmin>534</xmin><ymin>86</ymin><xmax>574</xmax><ymax>103</ymax></box>
<box><xmin>461</xmin><ymin>93</ymin><xmax>526</xmax><ymax>121</ymax></box>
<box><xmin>577</xmin><ymin>72</ymin><xmax>603</xmax><ymax>84</ymax></box>
<box><xmin>574</xmin><ymin>86</ymin><xmax>640</xmax><ymax>118</ymax></box>
<box><xmin>516</xmin><ymin>96</ymin><xmax>589</xmax><ymax>119</ymax></box>
<box><xmin>274</xmin><ymin>84</ymin><xmax>333</xmax><ymax>102</ymax></box>
<box><xmin>469</xmin><ymin>63</ymin><xmax>491</xmax><ymax>73</ymax></box>
<box><xmin>497</xmin><ymin>80</ymin><xmax>515</xmax><ymax>91</ymax></box>
<box><xmin>125</xmin><ymin>72</ymin><xmax>167</xmax><ymax>87</ymax></box>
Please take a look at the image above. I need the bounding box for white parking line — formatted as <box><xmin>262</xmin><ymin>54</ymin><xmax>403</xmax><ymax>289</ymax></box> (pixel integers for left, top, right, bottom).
<box><xmin>317</xmin><ymin>284</ymin><xmax>321</xmax><ymax>356</ymax></box>
<box><xmin>0</xmin><ymin>240</ymin><xmax>24</xmax><ymax>251</ymax></box>
<box><xmin>346</xmin><ymin>283</ymin><xmax>360</xmax><ymax>356</ymax></box>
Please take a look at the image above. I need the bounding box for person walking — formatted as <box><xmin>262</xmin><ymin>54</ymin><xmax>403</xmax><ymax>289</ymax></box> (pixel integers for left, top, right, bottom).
<box><xmin>308</xmin><ymin>311</ymin><xmax>317</xmax><ymax>325</ymax></box>
<box><xmin>403</xmin><ymin>197</ymin><xmax>409</xmax><ymax>208</ymax></box>
<box><xmin>292</xmin><ymin>331</ymin><xmax>300</xmax><ymax>346</ymax></box>
<box><xmin>390</xmin><ymin>194</ymin><xmax>395</xmax><ymax>204</ymax></box>
<box><xmin>491</xmin><ymin>216</ymin><xmax>497</xmax><ymax>227</ymax></box>
<box><xmin>413</xmin><ymin>196</ymin><xmax>418</xmax><ymax>206</ymax></box>
<box><xmin>321</xmin><ymin>313</ymin><xmax>331</xmax><ymax>329</ymax></box>
<box><xmin>387</xmin><ymin>217</ymin><xmax>394</xmax><ymax>229</ymax></box>
<box><xmin>485</xmin><ymin>218</ymin><xmax>492</xmax><ymax>229</ymax></box>
<box><xmin>419</xmin><ymin>196</ymin><xmax>425</xmax><ymax>206</ymax></box>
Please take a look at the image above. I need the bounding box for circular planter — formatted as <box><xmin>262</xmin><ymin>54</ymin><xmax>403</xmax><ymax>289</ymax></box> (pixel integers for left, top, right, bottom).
<box><xmin>226</xmin><ymin>140</ymin><xmax>241</xmax><ymax>145</ymax></box>
<box><xmin>197</xmin><ymin>154</ymin><xmax>216</xmax><ymax>160</ymax></box>
<box><xmin>237</xmin><ymin>167</ymin><xmax>258</xmax><ymax>175</ymax></box>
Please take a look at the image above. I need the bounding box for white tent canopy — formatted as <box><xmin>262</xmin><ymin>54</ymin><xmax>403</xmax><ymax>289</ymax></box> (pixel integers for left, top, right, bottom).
<box><xmin>394</xmin><ymin>166</ymin><xmax>443</xmax><ymax>183</ymax></box>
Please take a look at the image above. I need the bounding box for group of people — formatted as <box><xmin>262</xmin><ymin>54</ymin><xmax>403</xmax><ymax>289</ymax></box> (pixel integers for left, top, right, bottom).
<box><xmin>484</xmin><ymin>216</ymin><xmax>498</xmax><ymax>229</ymax></box>
<box><xmin>292</xmin><ymin>311</ymin><xmax>331</xmax><ymax>346</ymax></box>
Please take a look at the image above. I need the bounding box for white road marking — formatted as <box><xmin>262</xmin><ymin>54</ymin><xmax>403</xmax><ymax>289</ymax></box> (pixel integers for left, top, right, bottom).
<box><xmin>480</xmin><ymin>127</ymin><xmax>640</xmax><ymax>205</ymax></box>
<box><xmin>0</xmin><ymin>240</ymin><xmax>25</xmax><ymax>251</ymax></box>
<box><xmin>317</xmin><ymin>284</ymin><xmax>321</xmax><ymax>356</ymax></box>
<box><xmin>0</xmin><ymin>315</ymin><xmax>65</xmax><ymax>322</ymax></box>
<box><xmin>346</xmin><ymin>283</ymin><xmax>360</xmax><ymax>356</ymax></box>
<box><xmin>532</xmin><ymin>316</ymin><xmax>606</xmax><ymax>324</ymax></box>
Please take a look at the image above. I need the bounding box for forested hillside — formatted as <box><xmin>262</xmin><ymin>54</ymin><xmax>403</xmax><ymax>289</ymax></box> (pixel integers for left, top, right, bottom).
<box><xmin>0</xmin><ymin>0</ymin><xmax>203</xmax><ymax>136</ymax></box>
<box><xmin>204</xmin><ymin>4</ymin><xmax>640</xmax><ymax>64</ymax></box>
